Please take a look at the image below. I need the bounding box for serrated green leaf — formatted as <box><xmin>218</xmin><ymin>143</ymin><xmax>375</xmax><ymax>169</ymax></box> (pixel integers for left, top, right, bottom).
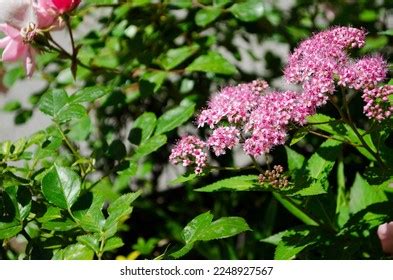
<box><xmin>129</xmin><ymin>112</ymin><xmax>157</xmax><ymax>145</ymax></box>
<box><xmin>349</xmin><ymin>173</ymin><xmax>388</xmax><ymax>214</ymax></box>
<box><xmin>195</xmin><ymin>7</ymin><xmax>221</xmax><ymax>27</ymax></box>
<box><xmin>41</xmin><ymin>164</ymin><xmax>81</xmax><ymax>209</ymax></box>
<box><xmin>132</xmin><ymin>134</ymin><xmax>167</xmax><ymax>160</ymax></box>
<box><xmin>39</xmin><ymin>89</ymin><xmax>69</xmax><ymax>118</ymax></box>
<box><xmin>77</xmin><ymin>235</ymin><xmax>100</xmax><ymax>253</ymax></box>
<box><xmin>229</xmin><ymin>0</ymin><xmax>264</xmax><ymax>22</ymax></box>
<box><xmin>42</xmin><ymin>218</ymin><xmax>77</xmax><ymax>231</ymax></box>
<box><xmin>56</xmin><ymin>103</ymin><xmax>87</xmax><ymax>123</ymax></box>
<box><xmin>290</xmin><ymin>128</ymin><xmax>309</xmax><ymax>145</ymax></box>
<box><xmin>155</xmin><ymin>100</ymin><xmax>195</xmax><ymax>135</ymax></box>
<box><xmin>159</xmin><ymin>45</ymin><xmax>199</xmax><ymax>70</ymax></box>
<box><xmin>78</xmin><ymin>193</ymin><xmax>106</xmax><ymax>233</ymax></box>
<box><xmin>104</xmin><ymin>192</ymin><xmax>141</xmax><ymax>237</ymax></box>
<box><xmin>62</xmin><ymin>243</ymin><xmax>95</xmax><ymax>260</ymax></box>
<box><xmin>103</xmin><ymin>236</ymin><xmax>124</xmax><ymax>252</ymax></box>
<box><xmin>198</xmin><ymin>217</ymin><xmax>250</xmax><ymax>241</ymax></box>
<box><xmin>70</xmin><ymin>86</ymin><xmax>111</xmax><ymax>103</ymax></box>
<box><xmin>183</xmin><ymin>211</ymin><xmax>213</xmax><ymax>243</ymax></box>
<box><xmin>285</xmin><ymin>146</ymin><xmax>305</xmax><ymax>172</ymax></box>
<box><xmin>195</xmin><ymin>175</ymin><xmax>259</xmax><ymax>192</ymax></box>
<box><xmin>293</xmin><ymin>139</ymin><xmax>341</xmax><ymax>196</ymax></box>
<box><xmin>274</xmin><ymin>226</ymin><xmax>318</xmax><ymax>260</ymax></box>
<box><xmin>186</xmin><ymin>51</ymin><xmax>237</xmax><ymax>75</ymax></box>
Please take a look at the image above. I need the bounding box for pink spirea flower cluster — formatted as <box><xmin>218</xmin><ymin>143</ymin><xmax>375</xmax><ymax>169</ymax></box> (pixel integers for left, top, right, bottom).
<box><xmin>284</xmin><ymin>27</ymin><xmax>366</xmax><ymax>108</ymax></box>
<box><xmin>207</xmin><ymin>126</ymin><xmax>240</xmax><ymax>156</ymax></box>
<box><xmin>0</xmin><ymin>0</ymin><xmax>81</xmax><ymax>77</ymax></box>
<box><xmin>169</xmin><ymin>135</ymin><xmax>208</xmax><ymax>174</ymax></box>
<box><xmin>197</xmin><ymin>80</ymin><xmax>268</xmax><ymax>128</ymax></box>
<box><xmin>285</xmin><ymin>26</ymin><xmax>391</xmax><ymax>121</ymax></box>
<box><xmin>244</xmin><ymin>91</ymin><xmax>311</xmax><ymax>156</ymax></box>
<box><xmin>170</xmin><ymin>81</ymin><xmax>311</xmax><ymax>173</ymax></box>
<box><xmin>170</xmin><ymin>26</ymin><xmax>392</xmax><ymax>174</ymax></box>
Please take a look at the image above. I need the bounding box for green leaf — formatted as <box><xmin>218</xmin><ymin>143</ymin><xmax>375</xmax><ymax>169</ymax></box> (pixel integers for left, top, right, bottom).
<box><xmin>274</xmin><ymin>226</ymin><xmax>319</xmax><ymax>260</ymax></box>
<box><xmin>132</xmin><ymin>134</ymin><xmax>167</xmax><ymax>160</ymax></box>
<box><xmin>272</xmin><ymin>193</ymin><xmax>318</xmax><ymax>226</ymax></box>
<box><xmin>307</xmin><ymin>114</ymin><xmax>377</xmax><ymax>161</ymax></box>
<box><xmin>78</xmin><ymin>193</ymin><xmax>106</xmax><ymax>233</ymax></box>
<box><xmin>349</xmin><ymin>173</ymin><xmax>388</xmax><ymax>214</ymax></box>
<box><xmin>195</xmin><ymin>7</ymin><xmax>221</xmax><ymax>27</ymax></box>
<box><xmin>195</xmin><ymin>175</ymin><xmax>259</xmax><ymax>192</ymax></box>
<box><xmin>129</xmin><ymin>112</ymin><xmax>157</xmax><ymax>145</ymax></box>
<box><xmin>2</xmin><ymin>66</ymin><xmax>24</xmax><ymax>88</ymax></box>
<box><xmin>198</xmin><ymin>217</ymin><xmax>250</xmax><ymax>241</ymax></box>
<box><xmin>171</xmin><ymin>212</ymin><xmax>250</xmax><ymax>258</ymax></box>
<box><xmin>229</xmin><ymin>0</ymin><xmax>264</xmax><ymax>22</ymax></box>
<box><xmin>140</xmin><ymin>71</ymin><xmax>167</xmax><ymax>95</ymax></box>
<box><xmin>68</xmin><ymin>116</ymin><xmax>92</xmax><ymax>141</ymax></box>
<box><xmin>77</xmin><ymin>235</ymin><xmax>100</xmax><ymax>253</ymax></box>
<box><xmin>41</xmin><ymin>165</ymin><xmax>81</xmax><ymax>209</ymax></box>
<box><xmin>42</xmin><ymin>218</ymin><xmax>77</xmax><ymax>231</ymax></box>
<box><xmin>186</xmin><ymin>51</ymin><xmax>237</xmax><ymax>75</ymax></box>
<box><xmin>158</xmin><ymin>45</ymin><xmax>199</xmax><ymax>70</ymax></box>
<box><xmin>61</xmin><ymin>243</ymin><xmax>94</xmax><ymax>260</ymax></box>
<box><xmin>56</xmin><ymin>103</ymin><xmax>87</xmax><ymax>123</ymax></box>
<box><xmin>155</xmin><ymin>100</ymin><xmax>195</xmax><ymax>135</ymax></box>
<box><xmin>2</xmin><ymin>100</ymin><xmax>21</xmax><ymax>112</ymax></box>
<box><xmin>290</xmin><ymin>128</ymin><xmax>309</xmax><ymax>145</ymax></box>
<box><xmin>104</xmin><ymin>191</ymin><xmax>141</xmax><ymax>237</ymax></box>
<box><xmin>70</xmin><ymin>86</ymin><xmax>111</xmax><ymax>103</ymax></box>
<box><xmin>285</xmin><ymin>146</ymin><xmax>305</xmax><ymax>172</ymax></box>
<box><xmin>293</xmin><ymin>139</ymin><xmax>341</xmax><ymax>196</ymax></box>
<box><xmin>379</xmin><ymin>29</ymin><xmax>393</xmax><ymax>36</ymax></box>
<box><xmin>39</xmin><ymin>89</ymin><xmax>68</xmax><ymax>118</ymax></box>
<box><xmin>103</xmin><ymin>236</ymin><xmax>124</xmax><ymax>252</ymax></box>
<box><xmin>169</xmin><ymin>0</ymin><xmax>192</xmax><ymax>8</ymax></box>
<box><xmin>38</xmin><ymin>89</ymin><xmax>86</xmax><ymax>122</ymax></box>
<box><xmin>182</xmin><ymin>211</ymin><xmax>214</xmax><ymax>243</ymax></box>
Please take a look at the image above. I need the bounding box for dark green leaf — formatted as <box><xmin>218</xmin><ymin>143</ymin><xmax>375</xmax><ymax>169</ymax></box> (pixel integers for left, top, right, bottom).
<box><xmin>275</xmin><ymin>227</ymin><xmax>318</xmax><ymax>260</ymax></box>
<box><xmin>195</xmin><ymin>7</ymin><xmax>221</xmax><ymax>27</ymax></box>
<box><xmin>132</xmin><ymin>135</ymin><xmax>167</xmax><ymax>160</ymax></box>
<box><xmin>229</xmin><ymin>0</ymin><xmax>264</xmax><ymax>22</ymax></box>
<box><xmin>41</xmin><ymin>165</ymin><xmax>81</xmax><ymax>209</ymax></box>
<box><xmin>158</xmin><ymin>45</ymin><xmax>199</xmax><ymax>70</ymax></box>
<box><xmin>103</xmin><ymin>236</ymin><xmax>124</xmax><ymax>252</ymax></box>
<box><xmin>186</xmin><ymin>52</ymin><xmax>237</xmax><ymax>75</ymax></box>
<box><xmin>155</xmin><ymin>100</ymin><xmax>195</xmax><ymax>135</ymax></box>
<box><xmin>349</xmin><ymin>173</ymin><xmax>388</xmax><ymax>214</ymax></box>
<box><xmin>195</xmin><ymin>175</ymin><xmax>260</xmax><ymax>192</ymax></box>
<box><xmin>70</xmin><ymin>86</ymin><xmax>111</xmax><ymax>103</ymax></box>
<box><xmin>129</xmin><ymin>112</ymin><xmax>157</xmax><ymax>145</ymax></box>
<box><xmin>198</xmin><ymin>217</ymin><xmax>250</xmax><ymax>241</ymax></box>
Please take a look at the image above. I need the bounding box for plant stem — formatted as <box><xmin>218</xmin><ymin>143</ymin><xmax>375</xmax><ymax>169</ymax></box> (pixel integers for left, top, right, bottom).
<box><xmin>54</xmin><ymin>122</ymin><xmax>86</xmax><ymax>176</ymax></box>
<box><xmin>341</xmin><ymin>91</ymin><xmax>385</xmax><ymax>166</ymax></box>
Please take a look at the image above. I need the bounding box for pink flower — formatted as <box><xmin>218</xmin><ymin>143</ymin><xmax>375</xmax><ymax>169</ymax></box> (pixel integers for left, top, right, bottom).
<box><xmin>0</xmin><ymin>23</ymin><xmax>35</xmax><ymax>77</ymax></box>
<box><xmin>362</xmin><ymin>85</ymin><xmax>393</xmax><ymax>122</ymax></box>
<box><xmin>197</xmin><ymin>80</ymin><xmax>268</xmax><ymax>128</ymax></box>
<box><xmin>207</xmin><ymin>126</ymin><xmax>240</xmax><ymax>156</ymax></box>
<box><xmin>338</xmin><ymin>56</ymin><xmax>387</xmax><ymax>90</ymax></box>
<box><xmin>169</xmin><ymin>135</ymin><xmax>208</xmax><ymax>174</ymax></box>
<box><xmin>377</xmin><ymin>222</ymin><xmax>393</xmax><ymax>254</ymax></box>
<box><xmin>51</xmin><ymin>0</ymin><xmax>81</xmax><ymax>13</ymax></box>
<box><xmin>244</xmin><ymin>91</ymin><xmax>311</xmax><ymax>156</ymax></box>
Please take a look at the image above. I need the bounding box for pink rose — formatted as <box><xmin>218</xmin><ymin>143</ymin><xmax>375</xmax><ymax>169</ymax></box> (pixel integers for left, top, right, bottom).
<box><xmin>0</xmin><ymin>23</ymin><xmax>35</xmax><ymax>77</ymax></box>
<box><xmin>51</xmin><ymin>0</ymin><xmax>81</xmax><ymax>13</ymax></box>
<box><xmin>377</xmin><ymin>222</ymin><xmax>393</xmax><ymax>254</ymax></box>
